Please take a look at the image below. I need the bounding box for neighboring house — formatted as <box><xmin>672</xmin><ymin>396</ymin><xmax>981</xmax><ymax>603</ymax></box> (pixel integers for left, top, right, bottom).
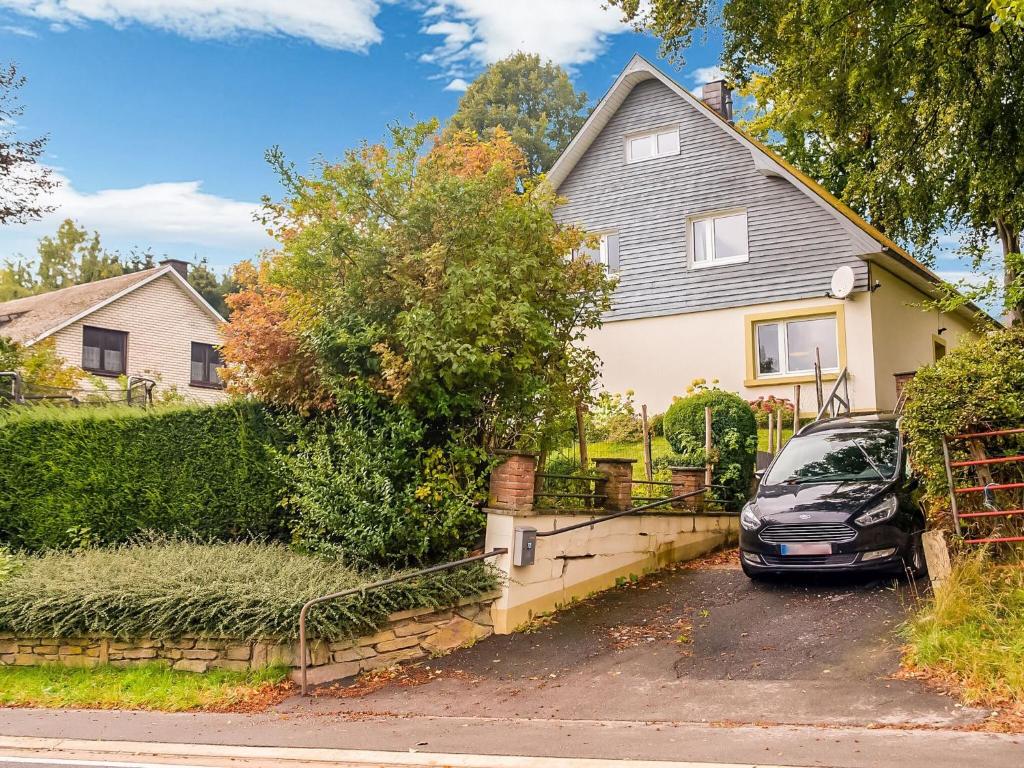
<box><xmin>550</xmin><ymin>55</ymin><xmax>996</xmax><ymax>414</ymax></box>
<box><xmin>0</xmin><ymin>260</ymin><xmax>227</xmax><ymax>404</ymax></box>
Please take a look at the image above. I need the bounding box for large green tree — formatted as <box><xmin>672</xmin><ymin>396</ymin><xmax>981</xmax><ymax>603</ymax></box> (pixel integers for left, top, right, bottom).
<box><xmin>448</xmin><ymin>53</ymin><xmax>589</xmax><ymax>176</ymax></box>
<box><xmin>0</xmin><ymin>63</ymin><xmax>56</xmax><ymax>226</ymax></box>
<box><xmin>612</xmin><ymin>0</ymin><xmax>1024</xmax><ymax>323</ymax></box>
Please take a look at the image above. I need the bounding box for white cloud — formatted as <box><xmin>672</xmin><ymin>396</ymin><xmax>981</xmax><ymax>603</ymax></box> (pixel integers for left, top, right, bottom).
<box><xmin>444</xmin><ymin>77</ymin><xmax>469</xmax><ymax>92</ymax></box>
<box><xmin>419</xmin><ymin>0</ymin><xmax>630</xmax><ymax>81</ymax></box>
<box><xmin>1</xmin><ymin>171</ymin><xmax>273</xmax><ymax>260</ymax></box>
<box><xmin>1</xmin><ymin>23</ymin><xmax>37</xmax><ymax>36</ymax></box>
<box><xmin>0</xmin><ymin>0</ymin><xmax>383</xmax><ymax>50</ymax></box>
<box><xmin>689</xmin><ymin>65</ymin><xmax>725</xmax><ymax>87</ymax></box>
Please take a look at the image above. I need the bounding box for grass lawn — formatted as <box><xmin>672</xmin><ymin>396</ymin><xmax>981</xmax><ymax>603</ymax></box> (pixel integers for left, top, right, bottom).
<box><xmin>0</xmin><ymin>663</ymin><xmax>290</xmax><ymax>712</ymax></box>
<box><xmin>903</xmin><ymin>556</ymin><xmax>1024</xmax><ymax>711</ymax></box>
<box><xmin>558</xmin><ymin>429</ymin><xmax>792</xmax><ymax>478</ymax></box>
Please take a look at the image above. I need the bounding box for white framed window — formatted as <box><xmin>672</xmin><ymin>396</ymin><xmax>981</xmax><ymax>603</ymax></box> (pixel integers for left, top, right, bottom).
<box><xmin>689</xmin><ymin>210</ymin><xmax>749</xmax><ymax>267</ymax></box>
<box><xmin>625</xmin><ymin>126</ymin><xmax>680</xmax><ymax>164</ymax></box>
<box><xmin>578</xmin><ymin>232</ymin><xmax>620</xmax><ymax>273</ymax></box>
<box><xmin>755</xmin><ymin>315</ymin><xmax>839</xmax><ymax>377</ymax></box>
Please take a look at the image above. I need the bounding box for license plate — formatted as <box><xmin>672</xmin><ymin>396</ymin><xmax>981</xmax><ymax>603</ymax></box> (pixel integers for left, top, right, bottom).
<box><xmin>779</xmin><ymin>543</ymin><xmax>833</xmax><ymax>556</ymax></box>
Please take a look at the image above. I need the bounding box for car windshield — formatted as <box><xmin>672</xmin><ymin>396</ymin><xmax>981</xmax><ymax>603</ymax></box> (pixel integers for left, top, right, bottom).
<box><xmin>764</xmin><ymin>427</ymin><xmax>900</xmax><ymax>485</ymax></box>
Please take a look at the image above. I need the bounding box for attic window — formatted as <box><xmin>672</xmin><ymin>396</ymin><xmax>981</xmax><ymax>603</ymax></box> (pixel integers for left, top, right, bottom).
<box><xmin>625</xmin><ymin>127</ymin><xmax>679</xmax><ymax>163</ymax></box>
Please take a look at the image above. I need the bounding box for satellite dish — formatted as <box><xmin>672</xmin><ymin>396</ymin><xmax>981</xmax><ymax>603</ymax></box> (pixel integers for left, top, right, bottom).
<box><xmin>830</xmin><ymin>265</ymin><xmax>855</xmax><ymax>299</ymax></box>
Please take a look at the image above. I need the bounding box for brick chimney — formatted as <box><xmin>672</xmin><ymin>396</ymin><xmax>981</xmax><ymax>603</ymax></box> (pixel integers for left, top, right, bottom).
<box><xmin>701</xmin><ymin>80</ymin><xmax>733</xmax><ymax>122</ymax></box>
<box><xmin>159</xmin><ymin>259</ymin><xmax>190</xmax><ymax>280</ymax></box>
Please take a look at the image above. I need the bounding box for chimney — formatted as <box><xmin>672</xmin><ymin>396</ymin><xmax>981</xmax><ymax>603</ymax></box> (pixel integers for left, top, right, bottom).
<box><xmin>701</xmin><ymin>80</ymin><xmax>733</xmax><ymax>122</ymax></box>
<box><xmin>159</xmin><ymin>259</ymin><xmax>189</xmax><ymax>280</ymax></box>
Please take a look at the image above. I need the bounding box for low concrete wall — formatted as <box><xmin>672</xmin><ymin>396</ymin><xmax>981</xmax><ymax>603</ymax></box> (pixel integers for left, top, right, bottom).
<box><xmin>484</xmin><ymin>507</ymin><xmax>738</xmax><ymax>634</ymax></box>
<box><xmin>0</xmin><ymin>596</ymin><xmax>497</xmax><ymax>685</ymax></box>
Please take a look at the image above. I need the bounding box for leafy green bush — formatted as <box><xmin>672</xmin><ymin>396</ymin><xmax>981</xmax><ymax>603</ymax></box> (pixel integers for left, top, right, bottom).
<box><xmin>0</xmin><ymin>541</ymin><xmax>499</xmax><ymax>641</ymax></box>
<box><xmin>663</xmin><ymin>389</ymin><xmax>757</xmax><ymax>506</ymax></box>
<box><xmin>0</xmin><ymin>402</ymin><xmax>286</xmax><ymax>550</ymax></box>
<box><xmin>586</xmin><ymin>391</ymin><xmax>643</xmax><ymax>443</ymax></box>
<box><xmin>903</xmin><ymin>329</ymin><xmax>1024</xmax><ymax>517</ymax></box>
<box><xmin>648</xmin><ymin>412</ymin><xmax>665</xmax><ymax>437</ymax></box>
<box><xmin>279</xmin><ymin>404</ymin><xmax>490</xmax><ymax>567</ymax></box>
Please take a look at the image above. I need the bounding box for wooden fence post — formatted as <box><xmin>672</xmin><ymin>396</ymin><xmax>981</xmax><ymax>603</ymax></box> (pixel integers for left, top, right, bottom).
<box><xmin>641</xmin><ymin>403</ymin><xmax>653</xmax><ymax>482</ymax></box>
<box><xmin>575</xmin><ymin>402</ymin><xmax>588</xmax><ymax>473</ymax></box>
<box><xmin>704</xmin><ymin>405</ymin><xmax>713</xmax><ymax>488</ymax></box>
<box><xmin>767</xmin><ymin>412</ymin><xmax>775</xmax><ymax>457</ymax></box>
<box><xmin>793</xmin><ymin>384</ymin><xmax>801</xmax><ymax>435</ymax></box>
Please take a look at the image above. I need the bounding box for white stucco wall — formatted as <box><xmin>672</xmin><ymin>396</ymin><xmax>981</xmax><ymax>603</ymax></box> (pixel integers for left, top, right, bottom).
<box><xmin>584</xmin><ymin>294</ymin><xmax>876</xmax><ymax>415</ymax></box>
<box><xmin>867</xmin><ymin>265</ymin><xmax>979</xmax><ymax>412</ymax></box>
<box><xmin>48</xmin><ymin>273</ymin><xmax>227</xmax><ymax>405</ymax></box>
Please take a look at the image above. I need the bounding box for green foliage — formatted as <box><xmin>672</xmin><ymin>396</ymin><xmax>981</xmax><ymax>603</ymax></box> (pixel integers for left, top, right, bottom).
<box><xmin>0</xmin><ymin>541</ymin><xmax>499</xmax><ymax>642</ymax></box>
<box><xmin>902</xmin><ymin>329</ymin><xmax>1024</xmax><ymax>515</ymax></box>
<box><xmin>663</xmin><ymin>389</ymin><xmax>757</xmax><ymax>506</ymax></box>
<box><xmin>186</xmin><ymin>258</ymin><xmax>237</xmax><ymax>318</ymax></box>
<box><xmin>279</xmin><ymin>402</ymin><xmax>490</xmax><ymax>567</ymax></box>
<box><xmin>235</xmin><ymin>121</ymin><xmax>612</xmax><ymax>448</ymax></box>
<box><xmin>648</xmin><ymin>412</ymin><xmax>665</xmax><ymax>438</ymax></box>
<box><xmin>0</xmin><ymin>62</ymin><xmax>56</xmax><ymax>227</ymax></box>
<box><xmin>0</xmin><ymin>402</ymin><xmax>286</xmax><ymax>550</ymax></box>
<box><xmin>903</xmin><ymin>551</ymin><xmax>1024</xmax><ymax>708</ymax></box>
<box><xmin>611</xmin><ymin>0</ymin><xmax>1024</xmax><ymax>322</ymax></box>
<box><xmin>447</xmin><ymin>52</ymin><xmax>589</xmax><ymax>176</ymax></box>
<box><xmin>747</xmin><ymin>395</ymin><xmax>794</xmax><ymax>429</ymax></box>
<box><xmin>586</xmin><ymin>390</ymin><xmax>643</xmax><ymax>443</ymax></box>
<box><xmin>0</xmin><ymin>663</ymin><xmax>289</xmax><ymax>712</ymax></box>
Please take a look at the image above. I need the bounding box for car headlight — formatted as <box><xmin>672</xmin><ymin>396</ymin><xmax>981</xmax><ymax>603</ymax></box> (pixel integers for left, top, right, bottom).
<box><xmin>854</xmin><ymin>494</ymin><xmax>898</xmax><ymax>527</ymax></box>
<box><xmin>740</xmin><ymin>501</ymin><xmax>761</xmax><ymax>531</ymax></box>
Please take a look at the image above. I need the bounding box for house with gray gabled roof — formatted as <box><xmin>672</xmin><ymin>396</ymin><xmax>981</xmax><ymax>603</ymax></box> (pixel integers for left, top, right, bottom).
<box><xmin>0</xmin><ymin>260</ymin><xmax>228</xmax><ymax>404</ymax></box>
<box><xmin>550</xmin><ymin>55</ymin><xmax>995</xmax><ymax>414</ymax></box>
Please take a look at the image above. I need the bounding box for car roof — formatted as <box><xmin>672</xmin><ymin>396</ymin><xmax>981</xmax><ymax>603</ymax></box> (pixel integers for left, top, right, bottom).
<box><xmin>796</xmin><ymin>413</ymin><xmax>898</xmax><ymax>437</ymax></box>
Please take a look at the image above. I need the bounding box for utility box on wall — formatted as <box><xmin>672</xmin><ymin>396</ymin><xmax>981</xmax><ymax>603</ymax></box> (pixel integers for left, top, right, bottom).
<box><xmin>513</xmin><ymin>526</ymin><xmax>537</xmax><ymax>567</ymax></box>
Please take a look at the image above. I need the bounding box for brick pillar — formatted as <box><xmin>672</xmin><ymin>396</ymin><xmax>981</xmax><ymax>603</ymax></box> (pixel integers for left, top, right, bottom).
<box><xmin>670</xmin><ymin>466</ymin><xmax>706</xmax><ymax>512</ymax></box>
<box><xmin>894</xmin><ymin>371</ymin><xmax>916</xmax><ymax>402</ymax></box>
<box><xmin>592</xmin><ymin>458</ymin><xmax>635</xmax><ymax>511</ymax></box>
<box><xmin>487</xmin><ymin>451</ymin><xmax>538</xmax><ymax>512</ymax></box>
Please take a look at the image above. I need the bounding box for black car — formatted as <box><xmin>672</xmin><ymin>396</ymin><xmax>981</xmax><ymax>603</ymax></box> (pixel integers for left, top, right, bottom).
<box><xmin>739</xmin><ymin>414</ymin><xmax>927</xmax><ymax>579</ymax></box>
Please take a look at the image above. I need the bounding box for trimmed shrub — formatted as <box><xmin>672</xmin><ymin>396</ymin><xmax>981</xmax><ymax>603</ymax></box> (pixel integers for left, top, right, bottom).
<box><xmin>648</xmin><ymin>412</ymin><xmax>665</xmax><ymax>438</ymax></box>
<box><xmin>279</xmin><ymin>404</ymin><xmax>490</xmax><ymax>568</ymax></box>
<box><xmin>0</xmin><ymin>541</ymin><xmax>499</xmax><ymax>641</ymax></box>
<box><xmin>0</xmin><ymin>402</ymin><xmax>286</xmax><ymax>550</ymax></box>
<box><xmin>663</xmin><ymin>389</ymin><xmax>757</xmax><ymax>506</ymax></box>
<box><xmin>903</xmin><ymin>329</ymin><xmax>1024</xmax><ymax>521</ymax></box>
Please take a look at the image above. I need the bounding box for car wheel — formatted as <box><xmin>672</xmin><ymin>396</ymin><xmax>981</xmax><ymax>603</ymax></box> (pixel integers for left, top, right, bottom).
<box><xmin>907</xmin><ymin>534</ymin><xmax>928</xmax><ymax>580</ymax></box>
<box><xmin>741</xmin><ymin>558</ymin><xmax>767</xmax><ymax>581</ymax></box>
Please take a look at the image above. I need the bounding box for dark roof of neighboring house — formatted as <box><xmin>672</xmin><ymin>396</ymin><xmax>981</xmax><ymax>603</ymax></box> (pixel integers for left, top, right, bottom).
<box><xmin>0</xmin><ymin>265</ymin><xmax>224</xmax><ymax>345</ymax></box>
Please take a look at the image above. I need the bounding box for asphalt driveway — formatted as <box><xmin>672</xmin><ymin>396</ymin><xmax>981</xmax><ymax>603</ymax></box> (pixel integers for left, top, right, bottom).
<box><xmin>287</xmin><ymin>551</ymin><xmax>986</xmax><ymax>729</ymax></box>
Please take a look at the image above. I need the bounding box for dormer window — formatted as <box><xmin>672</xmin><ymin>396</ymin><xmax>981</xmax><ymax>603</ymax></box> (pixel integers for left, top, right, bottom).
<box><xmin>625</xmin><ymin>127</ymin><xmax>680</xmax><ymax>164</ymax></box>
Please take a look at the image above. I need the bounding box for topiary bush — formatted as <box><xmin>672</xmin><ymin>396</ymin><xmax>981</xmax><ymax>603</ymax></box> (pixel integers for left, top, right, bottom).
<box><xmin>0</xmin><ymin>402</ymin><xmax>287</xmax><ymax>550</ymax></box>
<box><xmin>902</xmin><ymin>329</ymin><xmax>1024</xmax><ymax>523</ymax></box>
<box><xmin>663</xmin><ymin>389</ymin><xmax>757</xmax><ymax>507</ymax></box>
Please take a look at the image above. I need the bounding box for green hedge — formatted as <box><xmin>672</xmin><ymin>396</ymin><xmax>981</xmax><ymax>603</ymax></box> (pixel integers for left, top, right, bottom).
<box><xmin>0</xmin><ymin>541</ymin><xmax>499</xmax><ymax>641</ymax></box>
<box><xmin>0</xmin><ymin>402</ymin><xmax>286</xmax><ymax>550</ymax></box>
<box><xmin>664</xmin><ymin>389</ymin><xmax>757</xmax><ymax>507</ymax></box>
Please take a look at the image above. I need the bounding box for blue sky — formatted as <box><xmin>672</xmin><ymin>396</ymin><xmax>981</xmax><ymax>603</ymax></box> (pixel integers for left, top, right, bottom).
<box><xmin>0</xmin><ymin>1</ymin><xmax>727</xmax><ymax>272</ymax></box>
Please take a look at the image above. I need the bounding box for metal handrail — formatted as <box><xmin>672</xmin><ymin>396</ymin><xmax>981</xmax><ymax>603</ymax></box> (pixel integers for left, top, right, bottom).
<box><xmin>0</xmin><ymin>371</ymin><xmax>22</xmax><ymax>404</ymax></box>
<box><xmin>298</xmin><ymin>548</ymin><xmax>507</xmax><ymax>695</ymax></box>
<box><xmin>815</xmin><ymin>367</ymin><xmax>850</xmax><ymax>421</ymax></box>
<box><xmin>534</xmin><ymin>487</ymin><xmax>725</xmax><ymax>539</ymax></box>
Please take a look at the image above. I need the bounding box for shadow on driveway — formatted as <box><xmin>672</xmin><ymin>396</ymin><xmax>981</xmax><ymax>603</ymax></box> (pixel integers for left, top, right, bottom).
<box><xmin>285</xmin><ymin>552</ymin><xmax>984</xmax><ymax>729</ymax></box>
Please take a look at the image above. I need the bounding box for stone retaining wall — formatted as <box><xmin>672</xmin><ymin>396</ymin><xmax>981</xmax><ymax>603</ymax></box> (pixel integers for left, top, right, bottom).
<box><xmin>0</xmin><ymin>595</ymin><xmax>497</xmax><ymax>685</ymax></box>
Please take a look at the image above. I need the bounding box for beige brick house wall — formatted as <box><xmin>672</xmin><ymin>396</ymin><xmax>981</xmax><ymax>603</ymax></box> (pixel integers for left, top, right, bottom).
<box><xmin>49</xmin><ymin>273</ymin><xmax>227</xmax><ymax>405</ymax></box>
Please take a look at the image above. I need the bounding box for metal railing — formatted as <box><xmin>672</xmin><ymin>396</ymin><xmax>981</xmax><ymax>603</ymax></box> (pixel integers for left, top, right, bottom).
<box><xmin>533</xmin><ymin>471</ymin><xmax>606</xmax><ymax>508</ymax></box>
<box><xmin>297</xmin><ymin>548</ymin><xmax>507</xmax><ymax>696</ymax></box>
<box><xmin>815</xmin><ymin>367</ymin><xmax>850</xmax><ymax>421</ymax></box>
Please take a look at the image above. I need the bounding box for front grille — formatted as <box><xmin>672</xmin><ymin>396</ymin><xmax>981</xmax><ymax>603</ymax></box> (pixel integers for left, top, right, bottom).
<box><xmin>759</xmin><ymin>522</ymin><xmax>857</xmax><ymax>544</ymax></box>
<box><xmin>761</xmin><ymin>553</ymin><xmax>858</xmax><ymax>567</ymax></box>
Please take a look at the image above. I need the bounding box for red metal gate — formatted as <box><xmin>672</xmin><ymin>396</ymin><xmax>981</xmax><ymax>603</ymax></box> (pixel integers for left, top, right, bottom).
<box><xmin>942</xmin><ymin>427</ymin><xmax>1024</xmax><ymax>544</ymax></box>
